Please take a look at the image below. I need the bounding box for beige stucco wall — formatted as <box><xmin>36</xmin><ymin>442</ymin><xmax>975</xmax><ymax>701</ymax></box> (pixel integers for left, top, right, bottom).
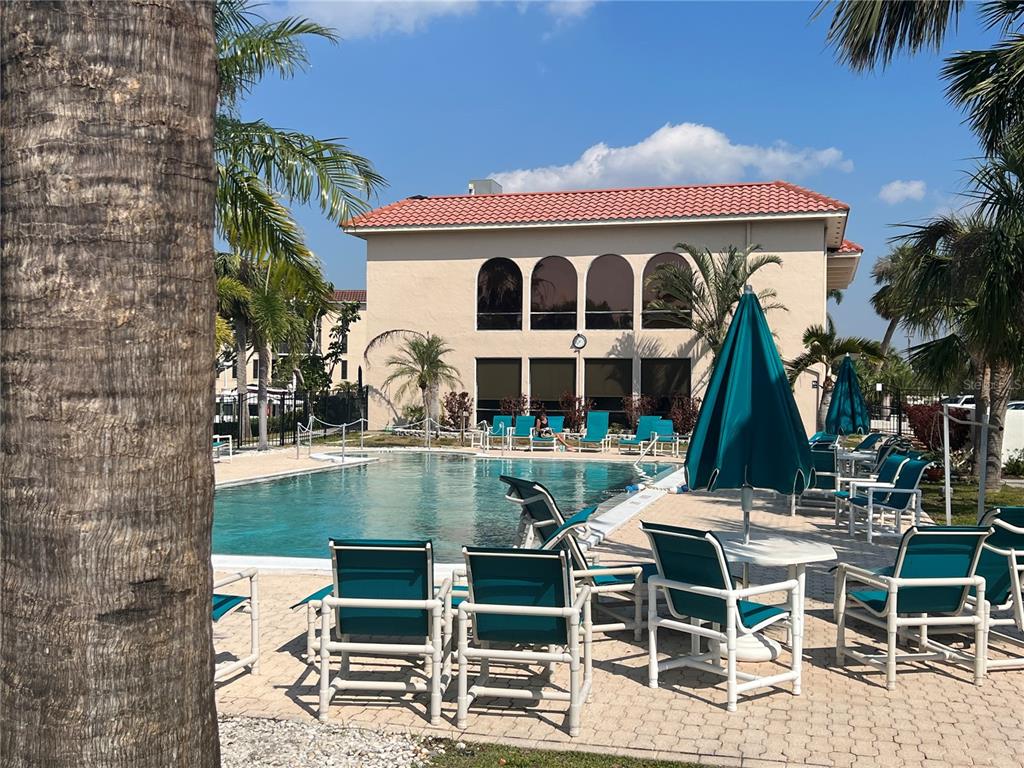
<box><xmin>361</xmin><ymin>218</ymin><xmax>833</xmax><ymax>433</ymax></box>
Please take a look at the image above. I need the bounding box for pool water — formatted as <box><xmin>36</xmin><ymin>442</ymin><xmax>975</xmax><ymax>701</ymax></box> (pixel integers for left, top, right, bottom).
<box><xmin>214</xmin><ymin>453</ymin><xmax>666</xmax><ymax>562</ymax></box>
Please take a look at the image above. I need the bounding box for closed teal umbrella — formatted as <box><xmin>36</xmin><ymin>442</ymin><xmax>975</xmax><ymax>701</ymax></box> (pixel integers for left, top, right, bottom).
<box><xmin>825</xmin><ymin>354</ymin><xmax>870</xmax><ymax>435</ymax></box>
<box><xmin>686</xmin><ymin>286</ymin><xmax>812</xmax><ymax>542</ymax></box>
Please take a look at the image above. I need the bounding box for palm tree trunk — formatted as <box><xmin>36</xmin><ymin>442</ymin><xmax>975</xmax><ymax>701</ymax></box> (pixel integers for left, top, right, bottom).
<box><xmin>817</xmin><ymin>378</ymin><xmax>834</xmax><ymax>433</ymax></box>
<box><xmin>0</xmin><ymin>3</ymin><xmax>219</xmax><ymax>767</ymax></box>
<box><xmin>985</xmin><ymin>362</ymin><xmax>1014</xmax><ymax>492</ymax></box>
<box><xmin>972</xmin><ymin>362</ymin><xmax>990</xmax><ymax>477</ymax></box>
<box><xmin>235</xmin><ymin>317</ymin><xmax>252</xmax><ymax>441</ymax></box>
<box><xmin>258</xmin><ymin>341</ymin><xmax>271</xmax><ymax>450</ymax></box>
<box><xmin>878</xmin><ymin>317</ymin><xmax>899</xmax><ymax>359</ymax></box>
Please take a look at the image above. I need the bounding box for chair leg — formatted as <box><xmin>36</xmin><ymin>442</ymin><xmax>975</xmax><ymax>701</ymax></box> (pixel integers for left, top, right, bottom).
<box><xmin>429</xmin><ymin>606</ymin><xmax>442</xmax><ymax>725</ymax></box>
<box><xmin>886</xmin><ymin>611</ymin><xmax>898</xmax><ymax>690</ymax></box>
<box><xmin>318</xmin><ymin>610</ymin><xmax>332</xmax><ymax>722</ymax></box>
<box><xmin>835</xmin><ymin>571</ymin><xmax>847</xmax><ymax>665</ymax></box>
<box><xmin>584</xmin><ymin>598</ymin><xmax>593</xmax><ymax>703</ymax></box>
<box><xmin>306</xmin><ymin>602</ymin><xmax>319</xmax><ymax>661</ymax></box>
<box><xmin>975</xmin><ymin>595</ymin><xmax>988</xmax><ymax>685</ymax></box>
<box><xmin>647</xmin><ymin>584</ymin><xmax>659</xmax><ymax>689</ymax></box>
<box><xmin>725</xmin><ymin>619</ymin><xmax>738</xmax><ymax>712</ymax></box>
<box><xmin>568</xmin><ymin>613</ymin><xmax>581</xmax><ymax>737</ymax></box>
<box><xmin>457</xmin><ymin>611</ymin><xmax>470</xmax><ymax>729</ymax></box>
<box><xmin>632</xmin><ymin>576</ymin><xmax>643</xmax><ymax>641</ymax></box>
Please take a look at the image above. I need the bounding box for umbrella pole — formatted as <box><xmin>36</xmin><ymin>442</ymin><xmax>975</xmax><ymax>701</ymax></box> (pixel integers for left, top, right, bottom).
<box><xmin>742</xmin><ymin>484</ymin><xmax>753</xmax><ymax>543</ymax></box>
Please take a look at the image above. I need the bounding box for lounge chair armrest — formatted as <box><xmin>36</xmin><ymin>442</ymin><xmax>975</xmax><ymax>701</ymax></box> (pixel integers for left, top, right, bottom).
<box><xmin>321</xmin><ymin>595</ymin><xmax>442</xmax><ymax>612</ymax></box>
<box><xmin>836</xmin><ymin>563</ymin><xmax>890</xmax><ymax>588</ymax></box>
<box><xmin>571</xmin><ymin>584</ymin><xmax>592</xmax><ymax>612</ymax></box>
<box><xmin>892</xmin><ymin>574</ymin><xmax>985</xmax><ymax>588</ymax></box>
<box><xmin>735</xmin><ymin>579</ymin><xmax>799</xmax><ymax>599</ymax></box>
<box><xmin>574</xmin><ymin>565</ymin><xmax>644</xmax><ymax>578</ymax></box>
<box><xmin>435</xmin><ymin>576</ymin><xmax>454</xmax><ymax>600</ymax></box>
<box><xmin>648</xmin><ymin>575</ymin><xmax>730</xmax><ymax>599</ymax></box>
<box><xmin>213</xmin><ymin>568</ymin><xmax>257</xmax><ymax>590</ymax></box>
<box><xmin>458</xmin><ymin>600</ymin><xmax>579</xmax><ymax>619</ymax></box>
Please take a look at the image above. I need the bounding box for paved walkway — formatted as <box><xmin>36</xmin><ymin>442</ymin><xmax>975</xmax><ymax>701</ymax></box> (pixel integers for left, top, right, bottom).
<box><xmin>213</xmin><ymin>487</ymin><xmax>1024</xmax><ymax>768</ymax></box>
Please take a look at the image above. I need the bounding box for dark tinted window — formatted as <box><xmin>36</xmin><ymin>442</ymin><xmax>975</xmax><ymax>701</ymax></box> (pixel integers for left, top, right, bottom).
<box><xmin>585</xmin><ymin>254</ymin><xmax>633</xmax><ymax>329</ymax></box>
<box><xmin>530</xmin><ymin>358</ymin><xmax>575</xmax><ymax>414</ymax></box>
<box><xmin>641</xmin><ymin>358</ymin><xmax>692</xmax><ymax>414</ymax></box>
<box><xmin>477</xmin><ymin>258</ymin><xmax>522</xmax><ymax>330</ymax></box>
<box><xmin>531</xmin><ymin>256</ymin><xmax>577</xmax><ymax>330</ymax></box>
<box><xmin>642</xmin><ymin>252</ymin><xmax>692</xmax><ymax>329</ymax></box>
<box><xmin>477</xmin><ymin>358</ymin><xmax>522</xmax><ymax>423</ymax></box>
<box><xmin>584</xmin><ymin>358</ymin><xmax>632</xmax><ymax>425</ymax></box>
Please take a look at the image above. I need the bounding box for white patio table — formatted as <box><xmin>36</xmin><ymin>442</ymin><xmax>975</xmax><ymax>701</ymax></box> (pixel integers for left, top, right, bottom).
<box><xmin>714</xmin><ymin>533</ymin><xmax>837</xmax><ymax>661</ymax></box>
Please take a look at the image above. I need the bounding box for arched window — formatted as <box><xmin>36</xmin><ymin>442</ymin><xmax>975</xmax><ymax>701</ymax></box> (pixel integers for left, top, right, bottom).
<box><xmin>642</xmin><ymin>252</ymin><xmax>692</xmax><ymax>329</ymax></box>
<box><xmin>477</xmin><ymin>258</ymin><xmax>522</xmax><ymax>330</ymax></box>
<box><xmin>531</xmin><ymin>256</ymin><xmax>577</xmax><ymax>330</ymax></box>
<box><xmin>585</xmin><ymin>254</ymin><xmax>633</xmax><ymax>329</ymax></box>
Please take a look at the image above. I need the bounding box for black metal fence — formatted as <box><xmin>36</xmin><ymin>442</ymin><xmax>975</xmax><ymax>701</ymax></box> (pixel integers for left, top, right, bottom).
<box><xmin>863</xmin><ymin>387</ymin><xmax>943</xmax><ymax>436</ymax></box>
<box><xmin>213</xmin><ymin>389</ymin><xmax>367</xmax><ymax>449</ymax></box>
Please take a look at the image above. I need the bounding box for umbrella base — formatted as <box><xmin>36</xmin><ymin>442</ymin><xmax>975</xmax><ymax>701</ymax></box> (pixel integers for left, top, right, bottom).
<box><xmin>715</xmin><ymin>633</ymin><xmax>782</xmax><ymax>662</ymax></box>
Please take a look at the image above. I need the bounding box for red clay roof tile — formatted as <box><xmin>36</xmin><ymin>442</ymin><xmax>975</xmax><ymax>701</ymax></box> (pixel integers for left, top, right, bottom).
<box><xmin>346</xmin><ymin>181</ymin><xmax>849</xmax><ymax>231</ymax></box>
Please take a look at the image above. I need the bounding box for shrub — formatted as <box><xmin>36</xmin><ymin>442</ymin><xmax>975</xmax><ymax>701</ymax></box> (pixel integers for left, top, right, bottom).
<box><xmin>401</xmin><ymin>403</ymin><xmax>424</xmax><ymax>425</ymax></box>
<box><xmin>1004</xmin><ymin>449</ymin><xmax>1024</xmax><ymax>477</ymax></box>
<box><xmin>499</xmin><ymin>394</ymin><xmax>539</xmax><ymax>416</ymax></box>
<box><xmin>558</xmin><ymin>391</ymin><xmax>595</xmax><ymax>433</ymax></box>
<box><xmin>904</xmin><ymin>403</ymin><xmax>970</xmax><ymax>452</ymax></box>
<box><xmin>442</xmin><ymin>391</ymin><xmax>474</xmax><ymax>431</ymax></box>
<box><xmin>668</xmin><ymin>395</ymin><xmax>702</xmax><ymax>436</ymax></box>
<box><xmin>621</xmin><ymin>394</ymin><xmax>656</xmax><ymax>430</ymax></box>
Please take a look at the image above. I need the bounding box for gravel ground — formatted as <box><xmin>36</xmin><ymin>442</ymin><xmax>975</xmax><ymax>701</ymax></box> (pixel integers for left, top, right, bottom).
<box><xmin>219</xmin><ymin>716</ymin><xmax>443</xmax><ymax>768</ymax></box>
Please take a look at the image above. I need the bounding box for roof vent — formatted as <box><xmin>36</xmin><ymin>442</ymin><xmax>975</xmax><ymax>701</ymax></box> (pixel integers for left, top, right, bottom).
<box><xmin>468</xmin><ymin>178</ymin><xmax>502</xmax><ymax>195</ymax></box>
<box><xmin>407</xmin><ymin>194</ymin><xmax>428</xmax><ymax>200</ymax></box>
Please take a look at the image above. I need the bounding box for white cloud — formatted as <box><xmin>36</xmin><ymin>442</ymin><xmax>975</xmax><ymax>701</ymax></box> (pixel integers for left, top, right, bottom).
<box><xmin>879</xmin><ymin>179</ymin><xmax>927</xmax><ymax>205</ymax></box>
<box><xmin>284</xmin><ymin>1</ymin><xmax>478</xmax><ymax>39</ymax></box>
<box><xmin>490</xmin><ymin>123</ymin><xmax>853</xmax><ymax>193</ymax></box>
<box><xmin>545</xmin><ymin>0</ymin><xmax>595</xmax><ymax>20</ymax></box>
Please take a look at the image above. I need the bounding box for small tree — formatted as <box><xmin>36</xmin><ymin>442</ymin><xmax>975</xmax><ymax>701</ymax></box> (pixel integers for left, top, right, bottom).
<box><xmin>442</xmin><ymin>390</ymin><xmax>474</xmax><ymax>442</ymax></box>
<box><xmin>559</xmin><ymin>392</ymin><xmax>595</xmax><ymax>432</ymax></box>
<box><xmin>324</xmin><ymin>300</ymin><xmax>362</xmax><ymax>380</ymax></box>
<box><xmin>622</xmin><ymin>394</ymin><xmax>656</xmax><ymax>430</ymax></box>
<box><xmin>500</xmin><ymin>394</ymin><xmax>538</xmax><ymax>416</ymax></box>
<box><xmin>905</xmin><ymin>403</ymin><xmax>971</xmax><ymax>453</ymax></box>
<box><xmin>668</xmin><ymin>395</ymin><xmax>702</xmax><ymax>436</ymax></box>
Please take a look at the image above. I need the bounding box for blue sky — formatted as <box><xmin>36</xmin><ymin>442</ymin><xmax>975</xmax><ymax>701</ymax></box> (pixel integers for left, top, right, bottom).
<box><xmin>247</xmin><ymin>1</ymin><xmax>998</xmax><ymax>342</ymax></box>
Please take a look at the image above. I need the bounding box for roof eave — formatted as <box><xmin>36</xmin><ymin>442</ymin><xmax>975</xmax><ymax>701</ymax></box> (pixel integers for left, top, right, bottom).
<box><xmin>344</xmin><ymin>209</ymin><xmax>849</xmax><ymax>238</ymax></box>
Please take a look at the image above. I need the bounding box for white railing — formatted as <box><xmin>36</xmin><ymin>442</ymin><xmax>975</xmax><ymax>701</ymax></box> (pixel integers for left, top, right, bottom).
<box><xmin>297</xmin><ymin>416</ymin><xmax>368</xmax><ymax>460</ymax></box>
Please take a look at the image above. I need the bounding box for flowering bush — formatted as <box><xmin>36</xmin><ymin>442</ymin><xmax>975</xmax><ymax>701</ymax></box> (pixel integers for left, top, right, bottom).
<box><xmin>559</xmin><ymin>392</ymin><xmax>595</xmax><ymax>432</ymax></box>
<box><xmin>904</xmin><ymin>403</ymin><xmax>970</xmax><ymax>452</ymax></box>
<box><xmin>621</xmin><ymin>394</ymin><xmax>656</xmax><ymax>430</ymax></box>
<box><xmin>668</xmin><ymin>395</ymin><xmax>702</xmax><ymax>436</ymax></box>
<box><xmin>442</xmin><ymin>391</ymin><xmax>474</xmax><ymax>430</ymax></box>
<box><xmin>500</xmin><ymin>394</ymin><xmax>539</xmax><ymax>416</ymax></box>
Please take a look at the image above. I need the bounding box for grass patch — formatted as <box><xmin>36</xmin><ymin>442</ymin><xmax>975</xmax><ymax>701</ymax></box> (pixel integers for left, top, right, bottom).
<box><xmin>920</xmin><ymin>480</ymin><xmax>1024</xmax><ymax>526</ymax></box>
<box><xmin>430</xmin><ymin>741</ymin><xmax>698</xmax><ymax>768</ymax></box>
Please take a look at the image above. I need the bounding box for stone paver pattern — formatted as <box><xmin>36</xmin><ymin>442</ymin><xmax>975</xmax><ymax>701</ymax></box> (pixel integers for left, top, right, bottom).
<box><xmin>213</xmin><ymin>473</ymin><xmax>1024</xmax><ymax>768</ymax></box>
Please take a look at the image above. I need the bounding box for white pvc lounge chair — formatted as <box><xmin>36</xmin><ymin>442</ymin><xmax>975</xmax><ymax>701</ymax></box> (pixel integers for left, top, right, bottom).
<box><xmin>845</xmin><ymin>458</ymin><xmax>931</xmax><ymax>543</ymax></box>
<box><xmin>316</xmin><ymin>539</ymin><xmax>454</xmax><ymax>725</ymax></box>
<box><xmin>642</xmin><ymin>522</ymin><xmax>802</xmax><ymax>712</ymax></box>
<box><xmin>972</xmin><ymin>507</ymin><xmax>1024</xmax><ymax>670</ymax></box>
<box><xmin>456</xmin><ymin>547</ymin><xmax>592</xmax><ymax>737</ymax></box>
<box><xmin>213</xmin><ymin>568</ymin><xmax>260</xmax><ymax>681</ymax></box>
<box><xmin>835</xmin><ymin>526</ymin><xmax>989</xmax><ymax>690</ymax></box>
<box><xmin>567</xmin><ymin>411</ymin><xmax>611</xmax><ymax>453</ymax></box>
<box><xmin>530</xmin><ymin>415</ymin><xmax>565</xmax><ymax>451</ymax></box>
<box><xmin>508</xmin><ymin>414</ymin><xmax>535</xmax><ymax>451</ymax></box>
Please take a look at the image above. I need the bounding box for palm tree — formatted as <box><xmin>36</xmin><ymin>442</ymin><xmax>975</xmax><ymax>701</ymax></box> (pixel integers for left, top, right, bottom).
<box><xmin>366</xmin><ymin>331</ymin><xmax>461</xmax><ymax>428</ymax></box>
<box><xmin>644</xmin><ymin>243</ymin><xmax>785</xmax><ymax>358</ymax></box>
<box><xmin>870</xmin><ymin>244</ymin><xmax>915</xmax><ymax>358</ymax></box>
<box><xmin>786</xmin><ymin>320</ymin><xmax>883</xmax><ymax>430</ymax></box>
<box><xmin>1</xmin><ymin>3</ymin><xmax>220</xmax><ymax>766</ymax></box>
<box><xmin>817</xmin><ymin>0</ymin><xmax>1024</xmax><ymax>153</ymax></box>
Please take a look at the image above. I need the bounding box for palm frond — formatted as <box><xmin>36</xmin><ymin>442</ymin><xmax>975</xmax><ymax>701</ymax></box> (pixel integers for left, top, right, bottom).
<box><xmin>814</xmin><ymin>0</ymin><xmax>964</xmax><ymax>71</ymax></box>
<box><xmin>908</xmin><ymin>334</ymin><xmax>972</xmax><ymax>389</ymax></box>
<box><xmin>217</xmin><ymin>117</ymin><xmax>385</xmax><ymax>221</ymax></box>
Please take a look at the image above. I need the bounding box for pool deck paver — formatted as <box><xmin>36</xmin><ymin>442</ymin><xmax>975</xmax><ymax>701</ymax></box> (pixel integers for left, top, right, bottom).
<box><xmin>213</xmin><ymin>461</ymin><xmax>1024</xmax><ymax>768</ymax></box>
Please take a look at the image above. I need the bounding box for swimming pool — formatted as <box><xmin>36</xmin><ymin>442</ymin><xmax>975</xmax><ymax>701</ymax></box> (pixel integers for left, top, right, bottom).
<box><xmin>214</xmin><ymin>453</ymin><xmax>666</xmax><ymax>562</ymax></box>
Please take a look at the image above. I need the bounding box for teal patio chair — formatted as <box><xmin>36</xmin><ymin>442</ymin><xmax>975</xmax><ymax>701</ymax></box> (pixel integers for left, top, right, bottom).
<box><xmin>652</xmin><ymin>418</ymin><xmax>682</xmax><ymax>457</ymax></box>
<box><xmin>847</xmin><ymin>458</ymin><xmax>932</xmax><ymax>543</ymax></box>
<box><xmin>483</xmin><ymin>415</ymin><xmax>513</xmax><ymax>451</ymax></box>
<box><xmin>499</xmin><ymin>474</ymin><xmax>570</xmax><ymax>546</ymax></box>
<box><xmin>853</xmin><ymin>433</ymin><xmax>883</xmax><ymax>452</ymax></box>
<box><xmin>617</xmin><ymin>415</ymin><xmax>662</xmax><ymax>454</ymax></box>
<box><xmin>973</xmin><ymin>507</ymin><xmax>1024</xmax><ymax>670</ymax></box>
<box><xmin>571</xmin><ymin>411</ymin><xmax>610</xmax><ymax>452</ymax></box>
<box><xmin>809</xmin><ymin>432</ymin><xmax>838</xmax><ymax>447</ymax></box>
<box><xmin>457</xmin><ymin>547</ymin><xmax>592</xmax><ymax>736</ymax></box>
<box><xmin>642</xmin><ymin>522</ymin><xmax>802</xmax><ymax>712</ymax></box>
<box><xmin>834</xmin><ymin>526</ymin><xmax>989</xmax><ymax>689</ymax></box>
<box><xmin>509</xmin><ymin>414</ymin><xmax>536</xmax><ymax>451</ymax></box>
<box><xmin>213</xmin><ymin>568</ymin><xmax>260</xmax><ymax>681</ymax></box>
<box><xmin>316</xmin><ymin>539</ymin><xmax>454</xmax><ymax>725</ymax></box>
<box><xmin>531</xmin><ymin>415</ymin><xmax>566</xmax><ymax>451</ymax></box>
<box><xmin>832</xmin><ymin>453</ymin><xmax>909</xmax><ymax>529</ymax></box>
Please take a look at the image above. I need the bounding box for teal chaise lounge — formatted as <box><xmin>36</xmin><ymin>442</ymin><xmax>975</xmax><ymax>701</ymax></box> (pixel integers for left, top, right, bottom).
<box><xmin>642</xmin><ymin>522</ymin><xmax>802</xmax><ymax>711</ymax></box>
<box><xmin>478</xmin><ymin>414</ymin><xmax>513</xmax><ymax>451</ymax></box>
<box><xmin>973</xmin><ymin>507</ymin><xmax>1024</xmax><ymax>670</ymax></box>
<box><xmin>531</xmin><ymin>414</ymin><xmax>565</xmax><ymax>451</ymax></box>
<box><xmin>617</xmin><ymin>415</ymin><xmax>662</xmax><ymax>454</ymax></box>
<box><xmin>456</xmin><ymin>547</ymin><xmax>592</xmax><ymax>736</ymax></box>
<box><xmin>569</xmin><ymin>411</ymin><xmax>610</xmax><ymax>452</ymax></box>
<box><xmin>835</xmin><ymin>525</ymin><xmax>989</xmax><ymax>689</ymax></box>
<box><xmin>508</xmin><ymin>414</ymin><xmax>536</xmax><ymax>451</ymax></box>
<box><xmin>315</xmin><ymin>539</ymin><xmax>454</xmax><ymax>724</ymax></box>
<box><xmin>845</xmin><ymin>458</ymin><xmax>932</xmax><ymax>543</ymax></box>
<box><xmin>213</xmin><ymin>568</ymin><xmax>260</xmax><ymax>682</ymax></box>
